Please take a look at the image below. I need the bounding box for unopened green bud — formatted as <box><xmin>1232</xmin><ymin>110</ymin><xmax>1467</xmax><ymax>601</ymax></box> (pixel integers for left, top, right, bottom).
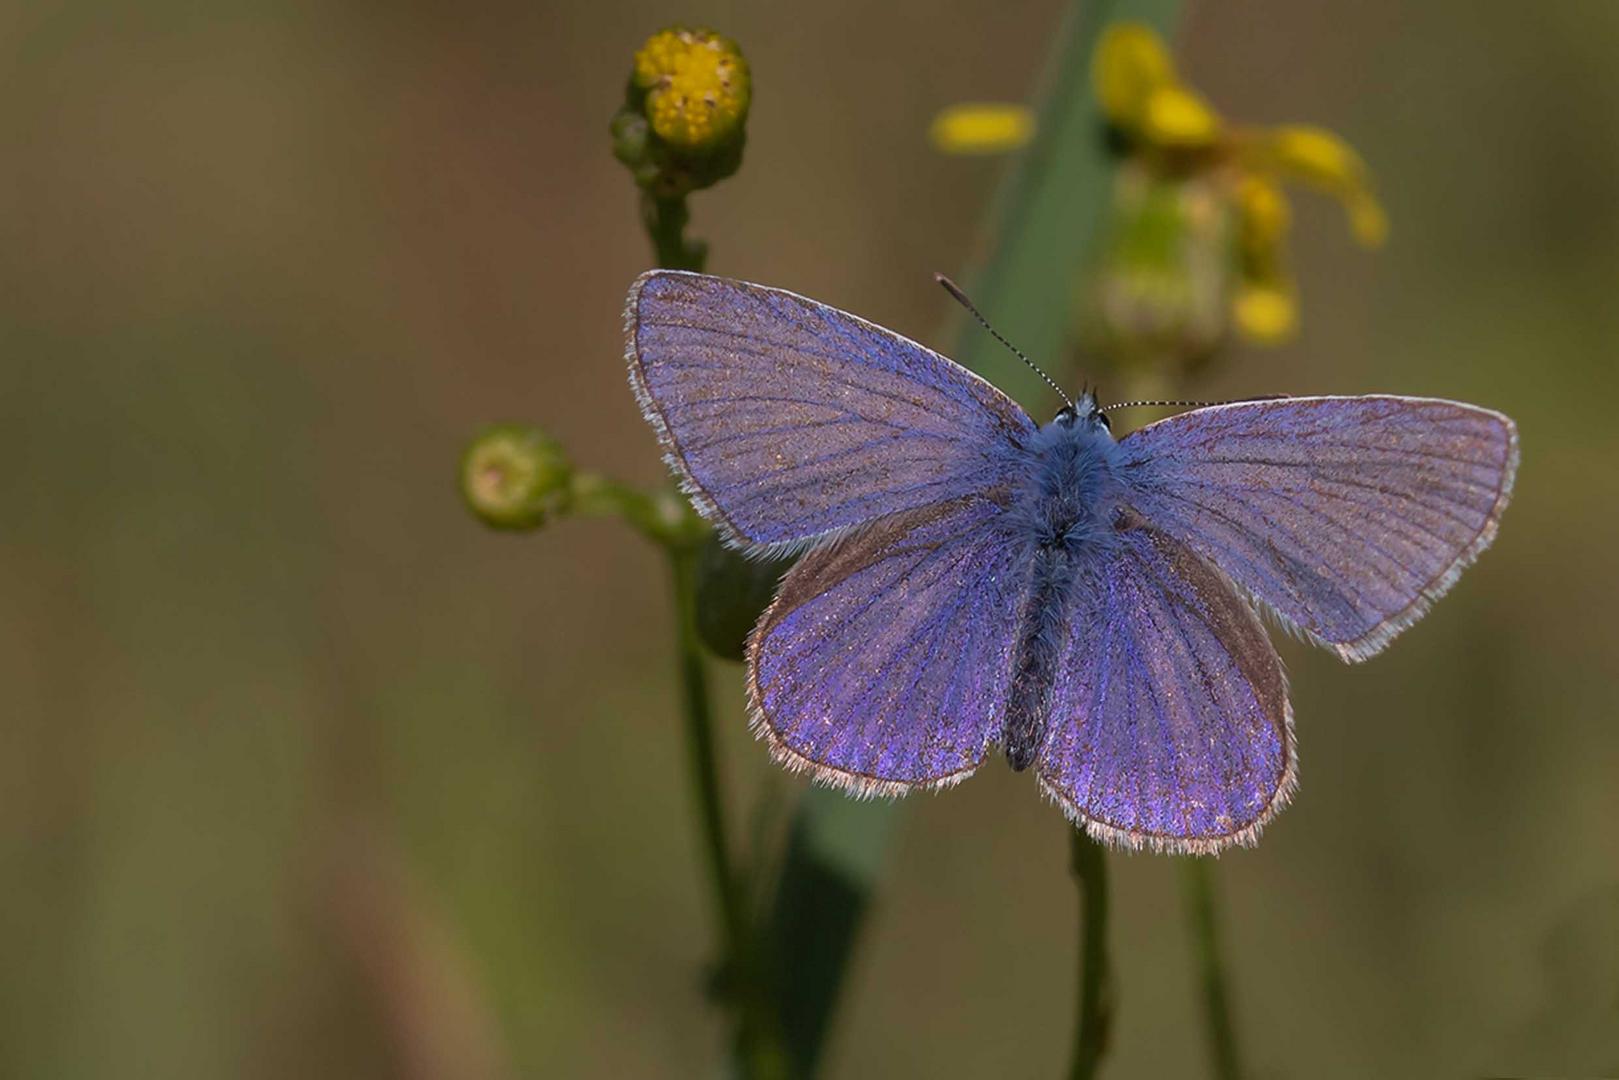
<box><xmin>460</xmin><ymin>425</ymin><xmax>571</xmax><ymax>531</ymax></box>
<box><xmin>695</xmin><ymin>535</ymin><xmax>794</xmax><ymax>661</ymax></box>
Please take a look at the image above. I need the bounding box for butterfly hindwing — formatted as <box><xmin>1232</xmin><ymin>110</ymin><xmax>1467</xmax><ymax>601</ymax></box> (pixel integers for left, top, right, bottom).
<box><xmin>747</xmin><ymin>495</ymin><xmax>1026</xmax><ymax>793</ymax></box>
<box><xmin>626</xmin><ymin>271</ymin><xmax>1035</xmax><ymax>551</ymax></box>
<box><xmin>1115</xmin><ymin>396</ymin><xmax>1518</xmax><ymax>660</ymax></box>
<box><xmin>1038</xmin><ymin>527</ymin><xmax>1294</xmax><ymax>854</ymax></box>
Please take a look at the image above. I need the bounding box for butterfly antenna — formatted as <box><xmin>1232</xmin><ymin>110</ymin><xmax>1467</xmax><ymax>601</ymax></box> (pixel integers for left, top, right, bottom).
<box><xmin>935</xmin><ymin>274</ymin><xmax>1073</xmax><ymax>409</ymax></box>
<box><xmin>1098</xmin><ymin>394</ymin><xmax>1293</xmax><ymax>415</ymax></box>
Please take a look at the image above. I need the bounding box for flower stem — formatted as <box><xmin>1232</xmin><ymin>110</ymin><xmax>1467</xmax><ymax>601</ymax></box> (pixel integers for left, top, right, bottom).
<box><xmin>643</xmin><ymin>193</ymin><xmax>707</xmax><ymax>271</ymax></box>
<box><xmin>668</xmin><ymin>546</ymin><xmax>785</xmax><ymax>1078</ymax></box>
<box><xmin>1181</xmin><ymin>859</ymin><xmax>1243</xmax><ymax>1080</ymax></box>
<box><xmin>1068</xmin><ymin>830</ymin><xmax>1114</xmax><ymax>1080</ymax></box>
<box><xmin>668</xmin><ymin>546</ymin><xmax>741</xmax><ymax>955</ymax></box>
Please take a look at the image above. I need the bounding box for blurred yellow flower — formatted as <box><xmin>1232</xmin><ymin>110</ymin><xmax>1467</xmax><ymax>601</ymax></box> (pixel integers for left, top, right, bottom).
<box><xmin>931</xmin><ymin>21</ymin><xmax>1387</xmax><ymax>348</ymax></box>
<box><xmin>1090</xmin><ymin>23</ymin><xmax>1386</xmax><ymax>344</ymax></box>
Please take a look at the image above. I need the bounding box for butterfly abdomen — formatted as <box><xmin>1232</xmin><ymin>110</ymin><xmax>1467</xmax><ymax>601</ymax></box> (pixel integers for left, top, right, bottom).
<box><xmin>1005</xmin><ymin>545</ymin><xmax>1082</xmax><ymax>769</ymax></box>
<box><xmin>1002</xmin><ymin>418</ymin><xmax>1122</xmax><ymax>771</ymax></box>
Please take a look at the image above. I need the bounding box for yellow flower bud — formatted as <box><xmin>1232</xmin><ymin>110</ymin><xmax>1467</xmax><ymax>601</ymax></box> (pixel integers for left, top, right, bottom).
<box><xmin>632</xmin><ymin>27</ymin><xmax>750</xmax><ymax>151</ymax></box>
<box><xmin>1093</xmin><ymin>23</ymin><xmax>1175</xmax><ymax>131</ymax></box>
<box><xmin>929</xmin><ymin>103</ymin><xmax>1035</xmax><ymax>155</ymax></box>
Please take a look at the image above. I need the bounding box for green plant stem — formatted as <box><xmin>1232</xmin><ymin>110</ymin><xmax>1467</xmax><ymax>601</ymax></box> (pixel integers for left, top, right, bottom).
<box><xmin>1068</xmin><ymin>830</ymin><xmax>1114</xmax><ymax>1080</ymax></box>
<box><xmin>1182</xmin><ymin>859</ymin><xmax>1242</xmax><ymax>1080</ymax></box>
<box><xmin>571</xmin><ymin>472</ymin><xmax>704</xmax><ymax>549</ymax></box>
<box><xmin>643</xmin><ymin>194</ymin><xmax>706</xmax><ymax>271</ymax></box>
<box><xmin>668</xmin><ymin>546</ymin><xmax>743</xmax><ymax>959</ymax></box>
<box><xmin>668</xmin><ymin>547</ymin><xmax>784</xmax><ymax>1078</ymax></box>
<box><xmin>635</xmin><ymin>167</ymin><xmax>781</xmax><ymax>1075</ymax></box>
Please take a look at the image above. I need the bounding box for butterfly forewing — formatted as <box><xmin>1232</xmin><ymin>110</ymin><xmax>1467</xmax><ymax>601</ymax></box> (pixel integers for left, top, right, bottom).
<box><xmin>1038</xmin><ymin>528</ymin><xmax>1294</xmax><ymax>854</ymax></box>
<box><xmin>747</xmin><ymin>496</ymin><xmax>1026</xmax><ymax>793</ymax></box>
<box><xmin>626</xmin><ymin>271</ymin><xmax>1034</xmax><ymax>550</ymax></box>
<box><xmin>1116</xmin><ymin>396</ymin><xmax>1517</xmax><ymax>660</ymax></box>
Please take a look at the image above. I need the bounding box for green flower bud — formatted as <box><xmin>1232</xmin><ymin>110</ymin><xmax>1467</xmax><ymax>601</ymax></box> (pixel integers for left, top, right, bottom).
<box><xmin>460</xmin><ymin>425</ymin><xmax>571</xmax><ymax>531</ymax></box>
<box><xmin>695</xmin><ymin>535</ymin><xmax>794</xmax><ymax>661</ymax></box>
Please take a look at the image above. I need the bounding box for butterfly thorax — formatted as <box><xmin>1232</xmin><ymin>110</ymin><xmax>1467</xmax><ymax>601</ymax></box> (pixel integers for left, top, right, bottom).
<box><xmin>1001</xmin><ymin>410</ymin><xmax>1124</xmax><ymax>771</ymax></box>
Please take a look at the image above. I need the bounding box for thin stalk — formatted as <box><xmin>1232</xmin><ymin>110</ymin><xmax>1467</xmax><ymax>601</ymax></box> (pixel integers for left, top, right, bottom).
<box><xmin>1068</xmin><ymin>830</ymin><xmax>1114</xmax><ymax>1080</ymax></box>
<box><xmin>643</xmin><ymin>194</ymin><xmax>706</xmax><ymax>271</ymax></box>
<box><xmin>668</xmin><ymin>546</ymin><xmax>785</xmax><ymax>1078</ymax></box>
<box><xmin>1181</xmin><ymin>859</ymin><xmax>1242</xmax><ymax>1080</ymax></box>
<box><xmin>668</xmin><ymin>546</ymin><xmax>743</xmax><ymax>962</ymax></box>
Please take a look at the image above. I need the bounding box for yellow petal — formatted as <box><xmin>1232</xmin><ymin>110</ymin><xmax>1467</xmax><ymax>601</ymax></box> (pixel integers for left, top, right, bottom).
<box><xmin>1248</xmin><ymin>124</ymin><xmax>1389</xmax><ymax>249</ymax></box>
<box><xmin>1093</xmin><ymin>23</ymin><xmax>1175</xmax><ymax>129</ymax></box>
<box><xmin>1345</xmin><ymin>190</ymin><xmax>1389</xmax><ymax>248</ymax></box>
<box><xmin>929</xmin><ymin>103</ymin><xmax>1035</xmax><ymax>155</ymax></box>
<box><xmin>1233</xmin><ymin>279</ymin><xmax>1298</xmax><ymax>344</ymax></box>
<box><xmin>1235</xmin><ymin>175</ymin><xmax>1290</xmax><ymax>255</ymax></box>
<box><xmin>1265</xmin><ymin>124</ymin><xmax>1367</xmax><ymax>190</ymax></box>
<box><xmin>1141</xmin><ymin>84</ymin><xmax>1221</xmax><ymax>147</ymax></box>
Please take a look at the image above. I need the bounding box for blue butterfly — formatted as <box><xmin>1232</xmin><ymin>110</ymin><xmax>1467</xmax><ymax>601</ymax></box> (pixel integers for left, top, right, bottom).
<box><xmin>626</xmin><ymin>271</ymin><xmax>1518</xmax><ymax>853</ymax></box>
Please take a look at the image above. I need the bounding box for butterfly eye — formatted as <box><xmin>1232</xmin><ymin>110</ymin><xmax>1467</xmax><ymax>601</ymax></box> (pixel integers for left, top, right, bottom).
<box><xmin>1097</xmin><ymin>411</ymin><xmax>1112</xmax><ymax>431</ymax></box>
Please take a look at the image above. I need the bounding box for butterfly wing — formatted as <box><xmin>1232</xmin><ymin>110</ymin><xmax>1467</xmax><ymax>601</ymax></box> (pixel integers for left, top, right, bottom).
<box><xmin>626</xmin><ymin>270</ymin><xmax>1035</xmax><ymax>551</ymax></box>
<box><xmin>1038</xmin><ymin>527</ymin><xmax>1293</xmax><ymax>854</ymax></box>
<box><xmin>1116</xmin><ymin>395</ymin><xmax>1518</xmax><ymax>661</ymax></box>
<box><xmin>747</xmin><ymin>495</ymin><xmax>1026</xmax><ymax>793</ymax></box>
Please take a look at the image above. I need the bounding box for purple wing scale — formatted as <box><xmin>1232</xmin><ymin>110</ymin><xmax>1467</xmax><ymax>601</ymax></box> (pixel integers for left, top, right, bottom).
<box><xmin>747</xmin><ymin>496</ymin><xmax>1026</xmax><ymax>793</ymax></box>
<box><xmin>1039</xmin><ymin>528</ymin><xmax>1294</xmax><ymax>854</ymax></box>
<box><xmin>1116</xmin><ymin>396</ymin><xmax>1518</xmax><ymax>660</ymax></box>
<box><xmin>626</xmin><ymin>270</ymin><xmax>1033</xmax><ymax>550</ymax></box>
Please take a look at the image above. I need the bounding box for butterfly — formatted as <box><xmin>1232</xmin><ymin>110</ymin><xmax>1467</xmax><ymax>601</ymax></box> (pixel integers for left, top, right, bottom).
<box><xmin>624</xmin><ymin>270</ymin><xmax>1518</xmax><ymax>854</ymax></box>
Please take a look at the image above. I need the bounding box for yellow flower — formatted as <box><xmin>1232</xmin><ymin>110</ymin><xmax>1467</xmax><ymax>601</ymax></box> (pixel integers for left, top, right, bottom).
<box><xmin>1091</xmin><ymin>25</ymin><xmax>1386</xmax><ymax>342</ymax></box>
<box><xmin>931</xmin><ymin>21</ymin><xmax>1389</xmax><ymax>349</ymax></box>
<box><xmin>633</xmin><ymin>28</ymin><xmax>750</xmax><ymax>151</ymax></box>
<box><xmin>612</xmin><ymin>26</ymin><xmax>750</xmax><ymax>201</ymax></box>
<box><xmin>928</xmin><ymin>103</ymin><xmax>1035</xmax><ymax>154</ymax></box>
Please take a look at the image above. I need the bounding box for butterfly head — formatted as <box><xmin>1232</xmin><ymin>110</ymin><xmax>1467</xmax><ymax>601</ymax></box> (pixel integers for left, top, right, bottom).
<box><xmin>1054</xmin><ymin>390</ymin><xmax>1111</xmax><ymax>435</ymax></box>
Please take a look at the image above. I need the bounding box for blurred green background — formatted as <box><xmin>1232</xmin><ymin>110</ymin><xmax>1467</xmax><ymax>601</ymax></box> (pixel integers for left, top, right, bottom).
<box><xmin>4</xmin><ymin>1</ymin><xmax>1618</xmax><ymax>1077</ymax></box>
